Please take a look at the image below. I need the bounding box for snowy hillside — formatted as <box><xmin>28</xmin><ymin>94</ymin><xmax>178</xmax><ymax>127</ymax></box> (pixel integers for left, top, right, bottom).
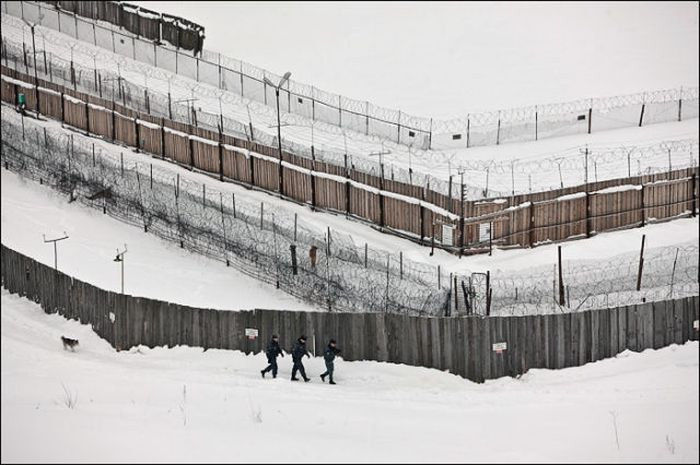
<box><xmin>1</xmin><ymin>288</ymin><xmax>698</xmax><ymax>463</ymax></box>
<box><xmin>132</xmin><ymin>2</ymin><xmax>699</xmax><ymax>118</ymax></box>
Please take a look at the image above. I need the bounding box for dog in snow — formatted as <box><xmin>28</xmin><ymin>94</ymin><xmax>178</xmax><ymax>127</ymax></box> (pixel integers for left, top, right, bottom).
<box><xmin>61</xmin><ymin>336</ymin><xmax>79</xmax><ymax>352</ymax></box>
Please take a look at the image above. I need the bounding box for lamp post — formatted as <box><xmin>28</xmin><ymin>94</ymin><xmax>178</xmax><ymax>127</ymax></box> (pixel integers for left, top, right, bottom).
<box><xmin>113</xmin><ymin>244</ymin><xmax>128</xmax><ymax>294</ymax></box>
<box><xmin>263</xmin><ymin>71</ymin><xmax>292</xmax><ymax>197</ymax></box>
<box><xmin>43</xmin><ymin>232</ymin><xmax>69</xmax><ymax>270</ymax></box>
<box><xmin>22</xmin><ymin>18</ymin><xmax>42</xmax><ymax>117</ymax></box>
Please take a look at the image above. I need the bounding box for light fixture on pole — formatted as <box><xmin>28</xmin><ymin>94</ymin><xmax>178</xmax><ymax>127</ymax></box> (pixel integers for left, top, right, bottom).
<box><xmin>43</xmin><ymin>232</ymin><xmax>69</xmax><ymax>270</ymax></box>
<box><xmin>113</xmin><ymin>244</ymin><xmax>128</xmax><ymax>294</ymax></box>
<box><xmin>263</xmin><ymin>71</ymin><xmax>292</xmax><ymax>197</ymax></box>
<box><xmin>22</xmin><ymin>16</ymin><xmax>43</xmax><ymax>117</ymax></box>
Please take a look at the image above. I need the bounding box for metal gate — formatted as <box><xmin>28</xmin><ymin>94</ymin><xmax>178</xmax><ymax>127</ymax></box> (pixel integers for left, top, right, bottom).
<box><xmin>453</xmin><ymin>272</ymin><xmax>489</xmax><ymax>316</ymax></box>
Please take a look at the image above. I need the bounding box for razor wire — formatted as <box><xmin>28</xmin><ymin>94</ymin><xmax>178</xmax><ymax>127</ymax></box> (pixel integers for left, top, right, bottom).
<box><xmin>0</xmin><ymin>110</ymin><xmax>449</xmax><ymax>316</ymax></box>
<box><xmin>488</xmin><ymin>243</ymin><xmax>699</xmax><ymax>316</ymax></box>
<box><xmin>6</xmin><ymin>0</ymin><xmax>698</xmax><ymax>151</ymax></box>
<box><xmin>1</xmin><ymin>11</ymin><xmax>698</xmax><ymax>201</ymax></box>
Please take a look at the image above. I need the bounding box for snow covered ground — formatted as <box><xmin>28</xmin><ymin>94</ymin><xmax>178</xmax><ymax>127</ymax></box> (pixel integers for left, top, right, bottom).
<box><xmin>0</xmin><ymin>169</ymin><xmax>315</xmax><ymax>312</ymax></box>
<box><xmin>2</xmin><ymin>11</ymin><xmax>698</xmax><ymax>196</ymax></box>
<box><xmin>1</xmin><ymin>288</ymin><xmax>698</xmax><ymax>463</ymax></box>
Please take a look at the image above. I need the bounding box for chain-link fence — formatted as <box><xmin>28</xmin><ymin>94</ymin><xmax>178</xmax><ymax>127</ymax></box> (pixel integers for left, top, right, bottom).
<box><xmin>3</xmin><ymin>109</ymin><xmax>697</xmax><ymax>318</ymax></box>
<box><xmin>3</xmin><ymin>0</ymin><xmax>699</xmax><ymax>154</ymax></box>
<box><xmin>487</xmin><ymin>243</ymin><xmax>699</xmax><ymax>316</ymax></box>
<box><xmin>1</xmin><ymin>110</ymin><xmax>450</xmax><ymax>316</ymax></box>
<box><xmin>1</xmin><ymin>29</ymin><xmax>698</xmax><ymax>203</ymax></box>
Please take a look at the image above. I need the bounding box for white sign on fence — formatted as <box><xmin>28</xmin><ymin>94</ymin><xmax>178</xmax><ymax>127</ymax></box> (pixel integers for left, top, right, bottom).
<box><xmin>479</xmin><ymin>222</ymin><xmax>491</xmax><ymax>243</ymax></box>
<box><xmin>694</xmin><ymin>320</ymin><xmax>699</xmax><ymax>330</ymax></box>
<box><xmin>442</xmin><ymin>225</ymin><xmax>454</xmax><ymax>246</ymax></box>
<box><xmin>492</xmin><ymin>342</ymin><xmax>507</xmax><ymax>352</ymax></box>
<box><xmin>245</xmin><ymin>328</ymin><xmax>259</xmax><ymax>339</ymax></box>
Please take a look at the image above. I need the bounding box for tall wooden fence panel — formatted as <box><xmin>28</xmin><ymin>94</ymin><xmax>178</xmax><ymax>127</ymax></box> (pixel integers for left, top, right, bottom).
<box><xmin>2</xmin><ymin>66</ymin><xmax>697</xmax><ymax>255</ymax></box>
<box><xmin>2</xmin><ymin>244</ymin><xmax>697</xmax><ymax>383</ymax></box>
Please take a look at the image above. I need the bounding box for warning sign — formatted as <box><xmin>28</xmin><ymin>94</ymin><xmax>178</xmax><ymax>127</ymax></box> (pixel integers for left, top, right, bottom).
<box><xmin>694</xmin><ymin>320</ymin><xmax>699</xmax><ymax>330</ymax></box>
<box><xmin>442</xmin><ymin>225</ymin><xmax>454</xmax><ymax>246</ymax></box>
<box><xmin>492</xmin><ymin>342</ymin><xmax>507</xmax><ymax>353</ymax></box>
<box><xmin>245</xmin><ymin>328</ymin><xmax>258</xmax><ymax>339</ymax></box>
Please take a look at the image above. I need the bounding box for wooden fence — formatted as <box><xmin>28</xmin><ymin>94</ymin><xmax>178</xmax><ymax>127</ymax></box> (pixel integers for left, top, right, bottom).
<box><xmin>36</xmin><ymin>1</ymin><xmax>205</xmax><ymax>54</ymax></box>
<box><xmin>2</xmin><ymin>243</ymin><xmax>698</xmax><ymax>383</ymax></box>
<box><xmin>2</xmin><ymin>65</ymin><xmax>698</xmax><ymax>254</ymax></box>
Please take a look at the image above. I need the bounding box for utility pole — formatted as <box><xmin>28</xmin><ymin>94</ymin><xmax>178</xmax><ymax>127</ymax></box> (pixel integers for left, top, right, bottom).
<box><xmin>113</xmin><ymin>244</ymin><xmax>128</xmax><ymax>294</ymax></box>
<box><xmin>43</xmin><ymin>232</ymin><xmax>69</xmax><ymax>270</ymax></box>
<box><xmin>23</xmin><ymin>18</ymin><xmax>43</xmax><ymax>117</ymax></box>
<box><xmin>264</xmin><ymin>72</ymin><xmax>292</xmax><ymax>198</ymax></box>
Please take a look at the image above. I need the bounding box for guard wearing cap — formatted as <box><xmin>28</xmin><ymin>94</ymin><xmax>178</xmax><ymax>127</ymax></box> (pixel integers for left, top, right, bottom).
<box><xmin>291</xmin><ymin>335</ymin><xmax>311</xmax><ymax>382</ymax></box>
<box><xmin>320</xmin><ymin>339</ymin><xmax>342</xmax><ymax>385</ymax></box>
<box><xmin>261</xmin><ymin>334</ymin><xmax>284</xmax><ymax>378</ymax></box>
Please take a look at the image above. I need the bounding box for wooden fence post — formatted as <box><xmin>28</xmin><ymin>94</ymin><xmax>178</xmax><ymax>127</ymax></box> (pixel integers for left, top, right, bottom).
<box><xmin>485</xmin><ymin>270</ymin><xmax>491</xmax><ymax>316</ymax></box>
<box><xmin>218</xmin><ymin>142</ymin><xmax>224</xmax><ymax>181</ymax></box>
<box><xmin>691</xmin><ymin>172</ymin><xmax>697</xmax><ymax>217</ymax></box>
<box><xmin>60</xmin><ymin>92</ymin><xmax>65</xmax><ymax>123</ymax></box>
<box><xmin>188</xmin><ymin>136</ymin><xmax>194</xmax><ymax>169</ymax></box>
<box><xmin>310</xmin><ymin>146</ymin><xmax>317</xmax><ymax>211</ymax></box>
<box><xmin>558</xmin><ymin>246</ymin><xmax>565</xmax><ymax>306</ymax></box>
<box><xmin>160</xmin><ymin>118</ymin><xmax>166</xmax><ymax>159</ymax></box>
<box><xmin>528</xmin><ymin>202</ymin><xmax>535</xmax><ymax>247</ymax></box>
<box><xmin>637</xmin><ymin>234</ymin><xmax>645</xmax><ymax>291</ymax></box>
<box><xmin>379</xmin><ymin>164</ymin><xmax>385</xmax><ymax>228</ymax></box>
<box><xmin>84</xmin><ymin>101</ymin><xmax>90</xmax><ymax>135</ymax></box>
<box><xmin>585</xmin><ymin>191</ymin><xmax>591</xmax><ymax>238</ymax></box>
<box><xmin>249</xmin><ymin>151</ymin><xmax>256</xmax><ymax>187</ymax></box>
<box><xmin>134</xmin><ymin>117</ymin><xmax>140</xmax><ymax>153</ymax></box>
<box><xmin>640</xmin><ymin>183</ymin><xmax>646</xmax><ymax>227</ymax></box>
<box><xmin>111</xmin><ymin>102</ymin><xmax>116</xmax><ymax>142</ymax></box>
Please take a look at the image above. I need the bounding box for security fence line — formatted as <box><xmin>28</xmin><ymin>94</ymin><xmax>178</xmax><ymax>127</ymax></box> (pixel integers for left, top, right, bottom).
<box><xmin>2</xmin><ymin>243</ymin><xmax>698</xmax><ymax>384</ymax></box>
<box><xmin>3</xmin><ymin>0</ymin><xmax>699</xmax><ymax>152</ymax></box>
<box><xmin>1</xmin><ymin>61</ymin><xmax>697</xmax><ymax>257</ymax></box>
<box><xmin>1</xmin><ymin>24</ymin><xmax>697</xmax><ymax>201</ymax></box>
<box><xmin>34</xmin><ymin>1</ymin><xmax>205</xmax><ymax>55</ymax></box>
<box><xmin>1</xmin><ymin>112</ymin><xmax>452</xmax><ymax>317</ymax></box>
<box><xmin>3</xmin><ymin>109</ymin><xmax>698</xmax><ymax>319</ymax></box>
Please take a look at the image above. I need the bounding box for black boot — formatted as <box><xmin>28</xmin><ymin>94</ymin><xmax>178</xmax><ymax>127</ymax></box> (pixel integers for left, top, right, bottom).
<box><xmin>321</xmin><ymin>374</ymin><xmax>326</xmax><ymax>382</ymax></box>
<box><xmin>291</xmin><ymin>377</ymin><xmax>299</xmax><ymax>381</ymax></box>
<box><xmin>329</xmin><ymin>380</ymin><xmax>336</xmax><ymax>385</ymax></box>
<box><xmin>303</xmin><ymin>377</ymin><xmax>311</xmax><ymax>382</ymax></box>
<box><xmin>261</xmin><ymin>370</ymin><xmax>266</xmax><ymax>378</ymax></box>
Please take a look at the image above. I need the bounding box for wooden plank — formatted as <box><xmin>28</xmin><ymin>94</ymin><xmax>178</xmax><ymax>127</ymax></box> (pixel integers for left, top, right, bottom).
<box><xmin>429</xmin><ymin>317</ymin><xmax>441</xmax><ymax>370</ymax></box>
<box><xmin>608</xmin><ymin>307</ymin><xmax>619</xmax><ymax>358</ymax></box>
<box><xmin>571</xmin><ymin>312</ymin><xmax>583</xmax><ymax>366</ymax></box>
<box><xmin>534</xmin><ymin>315</ymin><xmax>546</xmax><ymax>370</ymax></box>
<box><xmin>376</xmin><ymin>313</ymin><xmax>389</xmax><ymax>362</ymax></box>
<box><xmin>653</xmin><ymin>301</ymin><xmax>666</xmax><ymax>349</ymax></box>
<box><xmin>598</xmin><ymin>308</ymin><xmax>610</xmax><ymax>360</ymax></box>
<box><xmin>688</xmin><ymin>296</ymin><xmax>700</xmax><ymax>342</ymax></box>
<box><xmin>664</xmin><ymin>300</ymin><xmax>674</xmax><ymax>348</ymax></box>
<box><xmin>564</xmin><ymin>312</ymin><xmax>574</xmax><ymax>367</ymax></box>
<box><xmin>626</xmin><ymin>305</ymin><xmax>638</xmax><ymax>352</ymax></box>
<box><xmin>480</xmin><ymin>317</ymin><xmax>492</xmax><ymax>381</ymax></box>
<box><xmin>464</xmin><ymin>318</ymin><xmax>474</xmax><ymax>381</ymax></box>
<box><xmin>639</xmin><ymin>302</ymin><xmax>655</xmax><ymax>350</ymax></box>
<box><xmin>590</xmin><ymin>309</ymin><xmax>600</xmax><ymax>361</ymax></box>
<box><xmin>672</xmin><ymin>299</ymin><xmax>684</xmax><ymax>345</ymax></box>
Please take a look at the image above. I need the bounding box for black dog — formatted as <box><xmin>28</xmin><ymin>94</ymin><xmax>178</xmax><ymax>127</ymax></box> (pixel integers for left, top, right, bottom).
<box><xmin>61</xmin><ymin>336</ymin><xmax>79</xmax><ymax>352</ymax></box>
